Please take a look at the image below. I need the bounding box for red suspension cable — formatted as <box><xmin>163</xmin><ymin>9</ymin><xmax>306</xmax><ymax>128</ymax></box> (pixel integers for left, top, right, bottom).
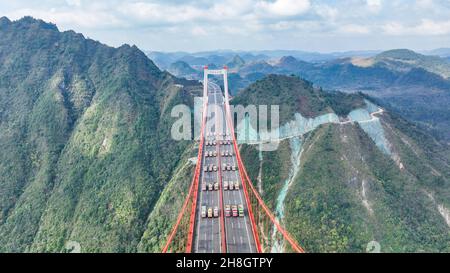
<box><xmin>224</xmin><ymin>99</ymin><xmax>305</xmax><ymax>254</ymax></box>
<box><xmin>223</xmin><ymin>101</ymin><xmax>262</xmax><ymax>253</ymax></box>
<box><xmin>162</xmin><ymin>97</ymin><xmax>208</xmax><ymax>253</ymax></box>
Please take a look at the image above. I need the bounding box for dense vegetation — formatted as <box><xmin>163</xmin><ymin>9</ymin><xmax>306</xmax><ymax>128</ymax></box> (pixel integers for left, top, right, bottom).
<box><xmin>0</xmin><ymin>17</ymin><xmax>201</xmax><ymax>252</ymax></box>
<box><xmin>236</xmin><ymin>75</ymin><xmax>450</xmax><ymax>252</ymax></box>
<box><xmin>240</xmin><ymin>141</ymin><xmax>292</xmax><ymax>210</ymax></box>
<box><xmin>232</xmin><ymin>75</ymin><xmax>332</xmax><ymax>124</ymax></box>
<box><xmin>232</xmin><ymin>74</ymin><xmax>367</xmax><ymax>124</ymax></box>
<box><xmin>285</xmin><ymin>122</ymin><xmax>450</xmax><ymax>252</ymax></box>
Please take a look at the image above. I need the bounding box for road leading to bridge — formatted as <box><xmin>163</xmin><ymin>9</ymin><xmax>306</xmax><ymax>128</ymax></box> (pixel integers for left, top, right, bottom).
<box><xmin>193</xmin><ymin>81</ymin><xmax>256</xmax><ymax>253</ymax></box>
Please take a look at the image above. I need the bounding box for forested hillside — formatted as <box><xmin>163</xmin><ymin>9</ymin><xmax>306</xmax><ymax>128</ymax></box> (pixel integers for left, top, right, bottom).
<box><xmin>0</xmin><ymin>17</ymin><xmax>200</xmax><ymax>252</ymax></box>
<box><xmin>237</xmin><ymin>75</ymin><xmax>450</xmax><ymax>252</ymax></box>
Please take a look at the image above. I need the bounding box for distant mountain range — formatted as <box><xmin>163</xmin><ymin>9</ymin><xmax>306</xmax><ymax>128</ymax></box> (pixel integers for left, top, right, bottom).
<box><xmin>421</xmin><ymin>48</ymin><xmax>450</xmax><ymax>57</ymax></box>
<box><xmin>146</xmin><ymin>50</ymin><xmax>383</xmax><ymax>69</ymax></box>
<box><xmin>146</xmin><ymin>48</ymin><xmax>450</xmax><ymax>70</ymax></box>
<box><xmin>154</xmin><ymin>49</ymin><xmax>450</xmax><ymax>142</ymax></box>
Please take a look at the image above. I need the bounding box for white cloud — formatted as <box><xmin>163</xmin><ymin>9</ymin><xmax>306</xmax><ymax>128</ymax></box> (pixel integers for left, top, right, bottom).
<box><xmin>416</xmin><ymin>19</ymin><xmax>450</xmax><ymax>35</ymax></box>
<box><xmin>415</xmin><ymin>0</ymin><xmax>434</xmax><ymax>9</ymax></box>
<box><xmin>7</xmin><ymin>8</ymin><xmax>124</xmax><ymax>29</ymax></box>
<box><xmin>269</xmin><ymin>21</ymin><xmax>297</xmax><ymax>31</ymax></box>
<box><xmin>366</xmin><ymin>0</ymin><xmax>383</xmax><ymax>13</ymax></box>
<box><xmin>383</xmin><ymin>19</ymin><xmax>450</xmax><ymax>35</ymax></box>
<box><xmin>191</xmin><ymin>26</ymin><xmax>207</xmax><ymax>36</ymax></box>
<box><xmin>339</xmin><ymin>24</ymin><xmax>371</xmax><ymax>34</ymax></box>
<box><xmin>315</xmin><ymin>4</ymin><xmax>339</xmax><ymax>21</ymax></box>
<box><xmin>118</xmin><ymin>2</ymin><xmax>206</xmax><ymax>24</ymax></box>
<box><xmin>256</xmin><ymin>0</ymin><xmax>311</xmax><ymax>17</ymax></box>
<box><xmin>2</xmin><ymin>0</ymin><xmax>450</xmax><ymax>51</ymax></box>
<box><xmin>66</xmin><ymin>0</ymin><xmax>82</xmax><ymax>7</ymax></box>
<box><xmin>210</xmin><ymin>0</ymin><xmax>254</xmax><ymax>18</ymax></box>
<box><xmin>382</xmin><ymin>22</ymin><xmax>407</xmax><ymax>35</ymax></box>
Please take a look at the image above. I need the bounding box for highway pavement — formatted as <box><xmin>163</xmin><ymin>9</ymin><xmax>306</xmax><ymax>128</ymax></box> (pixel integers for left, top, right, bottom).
<box><xmin>193</xmin><ymin>81</ymin><xmax>256</xmax><ymax>253</ymax></box>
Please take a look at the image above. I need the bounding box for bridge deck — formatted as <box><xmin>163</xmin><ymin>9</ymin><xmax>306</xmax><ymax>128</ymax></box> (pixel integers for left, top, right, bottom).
<box><xmin>193</xmin><ymin>82</ymin><xmax>256</xmax><ymax>253</ymax></box>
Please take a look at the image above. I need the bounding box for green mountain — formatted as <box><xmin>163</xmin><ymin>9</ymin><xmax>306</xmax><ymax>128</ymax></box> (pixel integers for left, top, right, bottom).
<box><xmin>0</xmin><ymin>17</ymin><xmax>200</xmax><ymax>252</ymax></box>
<box><xmin>239</xmin><ymin>61</ymin><xmax>275</xmax><ymax>76</ymax></box>
<box><xmin>274</xmin><ymin>56</ymin><xmax>313</xmax><ymax>73</ymax></box>
<box><xmin>374</xmin><ymin>49</ymin><xmax>450</xmax><ymax>78</ymax></box>
<box><xmin>232</xmin><ymin>75</ymin><xmax>365</xmax><ymax>124</ymax></box>
<box><xmin>235</xmin><ymin>75</ymin><xmax>450</xmax><ymax>252</ymax></box>
<box><xmin>167</xmin><ymin>61</ymin><xmax>198</xmax><ymax>78</ymax></box>
<box><xmin>226</xmin><ymin>55</ymin><xmax>246</xmax><ymax>69</ymax></box>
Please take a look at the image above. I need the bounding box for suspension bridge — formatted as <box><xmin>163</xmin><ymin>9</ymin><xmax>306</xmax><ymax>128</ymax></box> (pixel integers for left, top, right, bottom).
<box><xmin>162</xmin><ymin>66</ymin><xmax>305</xmax><ymax>253</ymax></box>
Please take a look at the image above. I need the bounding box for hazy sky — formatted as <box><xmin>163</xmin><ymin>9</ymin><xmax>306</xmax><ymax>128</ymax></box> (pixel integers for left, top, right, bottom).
<box><xmin>2</xmin><ymin>0</ymin><xmax>450</xmax><ymax>52</ymax></box>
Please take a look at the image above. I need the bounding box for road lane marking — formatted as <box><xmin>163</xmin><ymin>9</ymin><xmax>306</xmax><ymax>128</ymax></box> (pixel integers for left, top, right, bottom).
<box><xmin>196</xmin><ymin>99</ymin><xmax>210</xmax><ymax>253</ymax></box>
<box><xmin>203</xmin><ymin>229</ymin><xmax>207</xmax><ymax>253</ymax></box>
<box><xmin>231</xmin><ymin>148</ymin><xmax>254</xmax><ymax>253</ymax></box>
<box><xmin>195</xmin><ymin>151</ymin><xmax>205</xmax><ymax>252</ymax></box>
<box><xmin>203</xmin><ymin>83</ymin><xmax>255</xmax><ymax>253</ymax></box>
<box><xmin>214</xmin><ymin>89</ymin><xmax>223</xmax><ymax>253</ymax></box>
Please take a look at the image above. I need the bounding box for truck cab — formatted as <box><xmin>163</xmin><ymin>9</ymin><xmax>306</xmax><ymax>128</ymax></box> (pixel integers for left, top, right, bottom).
<box><xmin>238</xmin><ymin>205</ymin><xmax>244</xmax><ymax>217</ymax></box>
<box><xmin>207</xmin><ymin>208</ymin><xmax>213</xmax><ymax>218</ymax></box>
<box><xmin>232</xmin><ymin>205</ymin><xmax>238</xmax><ymax>217</ymax></box>
<box><xmin>201</xmin><ymin>206</ymin><xmax>207</xmax><ymax>218</ymax></box>
<box><xmin>225</xmin><ymin>205</ymin><xmax>231</xmax><ymax>217</ymax></box>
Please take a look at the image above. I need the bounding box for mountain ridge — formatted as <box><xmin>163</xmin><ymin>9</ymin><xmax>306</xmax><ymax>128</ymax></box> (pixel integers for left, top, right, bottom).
<box><xmin>235</xmin><ymin>75</ymin><xmax>450</xmax><ymax>252</ymax></box>
<box><xmin>165</xmin><ymin>49</ymin><xmax>450</xmax><ymax>142</ymax></box>
<box><xmin>0</xmin><ymin>16</ymin><xmax>201</xmax><ymax>252</ymax></box>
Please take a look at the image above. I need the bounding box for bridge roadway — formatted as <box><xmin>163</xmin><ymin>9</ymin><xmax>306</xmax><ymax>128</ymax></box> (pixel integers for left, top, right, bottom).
<box><xmin>193</xmin><ymin>81</ymin><xmax>256</xmax><ymax>253</ymax></box>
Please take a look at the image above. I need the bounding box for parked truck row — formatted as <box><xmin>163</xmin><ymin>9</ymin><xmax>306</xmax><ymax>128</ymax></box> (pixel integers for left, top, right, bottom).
<box><xmin>221</xmin><ymin>150</ymin><xmax>233</xmax><ymax>157</ymax></box>
<box><xmin>223</xmin><ymin>180</ymin><xmax>239</xmax><ymax>191</ymax></box>
<box><xmin>207</xmin><ymin>132</ymin><xmax>230</xmax><ymax>138</ymax></box>
<box><xmin>205</xmin><ymin>140</ymin><xmax>232</xmax><ymax>146</ymax></box>
<box><xmin>205</xmin><ymin>150</ymin><xmax>217</xmax><ymax>157</ymax></box>
<box><xmin>201</xmin><ymin>205</ymin><xmax>244</xmax><ymax>218</ymax></box>
<box><xmin>205</xmin><ymin>140</ymin><xmax>217</xmax><ymax>146</ymax></box>
<box><xmin>201</xmin><ymin>206</ymin><xmax>220</xmax><ymax>218</ymax></box>
<box><xmin>222</xmin><ymin>164</ymin><xmax>237</xmax><ymax>171</ymax></box>
<box><xmin>225</xmin><ymin>205</ymin><xmax>244</xmax><ymax>217</ymax></box>
<box><xmin>202</xmin><ymin>182</ymin><xmax>219</xmax><ymax>191</ymax></box>
<box><xmin>203</xmin><ymin>164</ymin><xmax>218</xmax><ymax>172</ymax></box>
